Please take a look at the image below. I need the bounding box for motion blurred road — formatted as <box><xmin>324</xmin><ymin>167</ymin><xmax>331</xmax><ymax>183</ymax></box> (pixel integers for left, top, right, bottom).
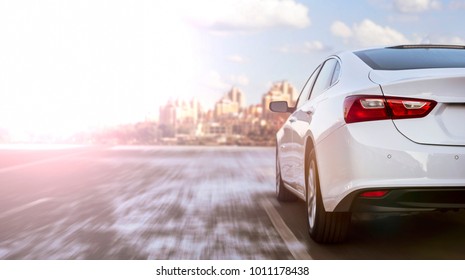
<box><xmin>1</xmin><ymin>145</ymin><xmax>465</xmax><ymax>260</ymax></box>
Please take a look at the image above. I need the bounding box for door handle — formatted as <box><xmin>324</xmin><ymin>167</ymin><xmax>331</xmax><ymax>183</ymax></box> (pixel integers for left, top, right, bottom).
<box><xmin>289</xmin><ymin>117</ymin><xmax>297</xmax><ymax>123</ymax></box>
<box><xmin>304</xmin><ymin>107</ymin><xmax>315</xmax><ymax>115</ymax></box>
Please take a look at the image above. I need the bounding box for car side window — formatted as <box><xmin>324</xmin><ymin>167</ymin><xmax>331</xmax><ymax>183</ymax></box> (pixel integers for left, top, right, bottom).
<box><xmin>331</xmin><ymin>61</ymin><xmax>341</xmax><ymax>86</ymax></box>
<box><xmin>295</xmin><ymin>65</ymin><xmax>321</xmax><ymax>108</ymax></box>
<box><xmin>309</xmin><ymin>59</ymin><xmax>338</xmax><ymax>101</ymax></box>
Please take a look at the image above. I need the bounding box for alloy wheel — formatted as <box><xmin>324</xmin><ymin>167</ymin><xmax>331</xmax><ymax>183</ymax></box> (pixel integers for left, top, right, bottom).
<box><xmin>307</xmin><ymin>160</ymin><xmax>317</xmax><ymax>229</ymax></box>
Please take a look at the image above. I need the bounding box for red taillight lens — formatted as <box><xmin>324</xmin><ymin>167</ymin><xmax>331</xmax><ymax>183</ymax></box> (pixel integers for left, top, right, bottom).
<box><xmin>359</xmin><ymin>190</ymin><xmax>389</xmax><ymax>198</ymax></box>
<box><xmin>344</xmin><ymin>96</ymin><xmax>389</xmax><ymax>123</ymax></box>
<box><xmin>386</xmin><ymin>98</ymin><xmax>436</xmax><ymax>119</ymax></box>
<box><xmin>344</xmin><ymin>95</ymin><xmax>437</xmax><ymax>123</ymax></box>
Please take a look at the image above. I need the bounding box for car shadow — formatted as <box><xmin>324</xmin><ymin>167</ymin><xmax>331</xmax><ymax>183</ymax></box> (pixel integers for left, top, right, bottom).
<box><xmin>273</xmin><ymin>196</ymin><xmax>465</xmax><ymax>260</ymax></box>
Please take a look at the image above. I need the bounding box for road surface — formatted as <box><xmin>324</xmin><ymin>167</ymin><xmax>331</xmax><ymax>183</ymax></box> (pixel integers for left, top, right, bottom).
<box><xmin>1</xmin><ymin>145</ymin><xmax>465</xmax><ymax>259</ymax></box>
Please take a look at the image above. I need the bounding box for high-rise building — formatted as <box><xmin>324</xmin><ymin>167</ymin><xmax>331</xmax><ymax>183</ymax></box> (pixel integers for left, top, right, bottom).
<box><xmin>215</xmin><ymin>98</ymin><xmax>239</xmax><ymax>117</ymax></box>
<box><xmin>159</xmin><ymin>98</ymin><xmax>202</xmax><ymax>137</ymax></box>
<box><xmin>261</xmin><ymin>81</ymin><xmax>297</xmax><ymax>119</ymax></box>
<box><xmin>227</xmin><ymin>87</ymin><xmax>246</xmax><ymax>109</ymax></box>
<box><xmin>159</xmin><ymin>100</ymin><xmax>176</xmax><ymax>128</ymax></box>
<box><xmin>214</xmin><ymin>87</ymin><xmax>245</xmax><ymax>118</ymax></box>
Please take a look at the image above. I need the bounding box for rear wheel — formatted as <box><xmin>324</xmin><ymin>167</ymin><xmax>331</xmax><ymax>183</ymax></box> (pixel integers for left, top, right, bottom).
<box><xmin>276</xmin><ymin>149</ymin><xmax>297</xmax><ymax>202</ymax></box>
<box><xmin>306</xmin><ymin>154</ymin><xmax>351</xmax><ymax>243</ymax></box>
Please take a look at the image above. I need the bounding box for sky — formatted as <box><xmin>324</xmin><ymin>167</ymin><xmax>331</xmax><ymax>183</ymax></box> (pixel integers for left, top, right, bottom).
<box><xmin>1</xmin><ymin>0</ymin><xmax>465</xmax><ymax>138</ymax></box>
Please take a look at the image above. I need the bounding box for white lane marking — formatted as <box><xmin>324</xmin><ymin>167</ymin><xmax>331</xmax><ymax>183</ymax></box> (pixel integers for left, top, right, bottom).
<box><xmin>261</xmin><ymin>198</ymin><xmax>313</xmax><ymax>260</ymax></box>
<box><xmin>0</xmin><ymin>197</ymin><xmax>54</xmax><ymax>220</ymax></box>
<box><xmin>0</xmin><ymin>150</ymin><xmax>89</xmax><ymax>174</ymax></box>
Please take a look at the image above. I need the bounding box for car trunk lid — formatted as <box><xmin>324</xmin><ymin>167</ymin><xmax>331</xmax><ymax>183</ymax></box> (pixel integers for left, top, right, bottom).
<box><xmin>370</xmin><ymin>69</ymin><xmax>465</xmax><ymax>146</ymax></box>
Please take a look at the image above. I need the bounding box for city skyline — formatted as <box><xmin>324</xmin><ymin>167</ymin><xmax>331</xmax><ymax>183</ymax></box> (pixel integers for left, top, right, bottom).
<box><xmin>157</xmin><ymin>80</ymin><xmax>297</xmax><ymax>145</ymax></box>
<box><xmin>159</xmin><ymin>80</ymin><xmax>297</xmax><ymax>117</ymax></box>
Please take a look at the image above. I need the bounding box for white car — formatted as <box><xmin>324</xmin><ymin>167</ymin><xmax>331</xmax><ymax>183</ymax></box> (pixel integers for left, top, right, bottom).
<box><xmin>270</xmin><ymin>45</ymin><xmax>465</xmax><ymax>243</ymax></box>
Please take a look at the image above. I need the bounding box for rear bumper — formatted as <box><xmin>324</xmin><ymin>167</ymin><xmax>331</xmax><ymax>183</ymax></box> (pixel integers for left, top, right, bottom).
<box><xmin>336</xmin><ymin>187</ymin><xmax>465</xmax><ymax>212</ymax></box>
<box><xmin>315</xmin><ymin>121</ymin><xmax>465</xmax><ymax>212</ymax></box>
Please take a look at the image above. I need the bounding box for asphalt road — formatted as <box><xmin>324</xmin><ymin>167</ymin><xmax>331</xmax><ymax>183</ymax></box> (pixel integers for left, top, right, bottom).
<box><xmin>1</xmin><ymin>145</ymin><xmax>465</xmax><ymax>260</ymax></box>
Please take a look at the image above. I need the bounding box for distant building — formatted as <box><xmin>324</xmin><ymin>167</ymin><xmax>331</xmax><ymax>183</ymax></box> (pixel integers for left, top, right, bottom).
<box><xmin>261</xmin><ymin>81</ymin><xmax>297</xmax><ymax>119</ymax></box>
<box><xmin>214</xmin><ymin>87</ymin><xmax>245</xmax><ymax>118</ymax></box>
<box><xmin>204</xmin><ymin>122</ymin><xmax>229</xmax><ymax>135</ymax></box>
<box><xmin>159</xmin><ymin>98</ymin><xmax>202</xmax><ymax>137</ymax></box>
<box><xmin>159</xmin><ymin>100</ymin><xmax>176</xmax><ymax>128</ymax></box>
<box><xmin>245</xmin><ymin>104</ymin><xmax>263</xmax><ymax>117</ymax></box>
<box><xmin>215</xmin><ymin>98</ymin><xmax>239</xmax><ymax>117</ymax></box>
<box><xmin>227</xmin><ymin>87</ymin><xmax>246</xmax><ymax>109</ymax></box>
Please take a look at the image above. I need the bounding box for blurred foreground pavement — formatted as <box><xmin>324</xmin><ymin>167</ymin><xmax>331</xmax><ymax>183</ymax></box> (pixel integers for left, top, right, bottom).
<box><xmin>1</xmin><ymin>145</ymin><xmax>465</xmax><ymax>260</ymax></box>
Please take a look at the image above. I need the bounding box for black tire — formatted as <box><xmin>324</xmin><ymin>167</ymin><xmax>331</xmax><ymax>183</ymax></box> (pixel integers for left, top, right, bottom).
<box><xmin>276</xmin><ymin>148</ymin><xmax>297</xmax><ymax>202</ymax></box>
<box><xmin>306</xmin><ymin>153</ymin><xmax>351</xmax><ymax>243</ymax></box>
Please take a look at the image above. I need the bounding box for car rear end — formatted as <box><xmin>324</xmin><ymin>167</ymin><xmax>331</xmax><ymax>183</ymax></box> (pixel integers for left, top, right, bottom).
<box><xmin>319</xmin><ymin>46</ymin><xmax>465</xmax><ymax>213</ymax></box>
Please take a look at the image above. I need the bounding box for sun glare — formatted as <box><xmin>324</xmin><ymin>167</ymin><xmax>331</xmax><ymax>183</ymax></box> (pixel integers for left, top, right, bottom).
<box><xmin>0</xmin><ymin>1</ymin><xmax>199</xmax><ymax>142</ymax></box>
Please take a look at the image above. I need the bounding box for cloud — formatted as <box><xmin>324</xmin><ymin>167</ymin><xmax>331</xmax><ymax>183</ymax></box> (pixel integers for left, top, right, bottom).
<box><xmin>227</xmin><ymin>55</ymin><xmax>246</xmax><ymax>63</ymax></box>
<box><xmin>449</xmin><ymin>0</ymin><xmax>465</xmax><ymax>9</ymax></box>
<box><xmin>331</xmin><ymin>19</ymin><xmax>410</xmax><ymax>47</ymax></box>
<box><xmin>278</xmin><ymin>40</ymin><xmax>329</xmax><ymax>53</ymax></box>
<box><xmin>393</xmin><ymin>0</ymin><xmax>441</xmax><ymax>13</ymax></box>
<box><xmin>302</xmin><ymin>41</ymin><xmax>328</xmax><ymax>52</ymax></box>
<box><xmin>353</xmin><ymin>19</ymin><xmax>410</xmax><ymax>46</ymax></box>
<box><xmin>330</xmin><ymin>21</ymin><xmax>352</xmax><ymax>39</ymax></box>
<box><xmin>185</xmin><ymin>0</ymin><xmax>310</xmax><ymax>31</ymax></box>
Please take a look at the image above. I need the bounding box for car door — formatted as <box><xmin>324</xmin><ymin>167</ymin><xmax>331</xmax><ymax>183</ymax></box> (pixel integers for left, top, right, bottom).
<box><xmin>291</xmin><ymin>58</ymin><xmax>340</xmax><ymax>192</ymax></box>
<box><xmin>277</xmin><ymin>111</ymin><xmax>296</xmax><ymax>185</ymax></box>
<box><xmin>282</xmin><ymin>65</ymin><xmax>321</xmax><ymax>191</ymax></box>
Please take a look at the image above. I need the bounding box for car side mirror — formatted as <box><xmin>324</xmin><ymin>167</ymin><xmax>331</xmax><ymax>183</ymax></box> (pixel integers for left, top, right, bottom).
<box><xmin>269</xmin><ymin>101</ymin><xmax>294</xmax><ymax>113</ymax></box>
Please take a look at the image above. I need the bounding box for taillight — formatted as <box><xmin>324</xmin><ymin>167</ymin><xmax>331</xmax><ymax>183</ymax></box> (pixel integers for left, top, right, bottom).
<box><xmin>344</xmin><ymin>95</ymin><xmax>437</xmax><ymax>124</ymax></box>
<box><xmin>386</xmin><ymin>99</ymin><xmax>436</xmax><ymax>119</ymax></box>
<box><xmin>359</xmin><ymin>190</ymin><xmax>389</xmax><ymax>198</ymax></box>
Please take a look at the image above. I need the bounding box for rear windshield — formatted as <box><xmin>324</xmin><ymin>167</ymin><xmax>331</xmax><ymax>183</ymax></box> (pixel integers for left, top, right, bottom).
<box><xmin>354</xmin><ymin>47</ymin><xmax>465</xmax><ymax>70</ymax></box>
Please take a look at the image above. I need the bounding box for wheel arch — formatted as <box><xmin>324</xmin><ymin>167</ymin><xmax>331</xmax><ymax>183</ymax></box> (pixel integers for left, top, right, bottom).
<box><xmin>304</xmin><ymin>135</ymin><xmax>317</xmax><ymax>191</ymax></box>
<box><xmin>304</xmin><ymin>135</ymin><xmax>328</xmax><ymax>211</ymax></box>
<box><xmin>304</xmin><ymin>134</ymin><xmax>317</xmax><ymax>175</ymax></box>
